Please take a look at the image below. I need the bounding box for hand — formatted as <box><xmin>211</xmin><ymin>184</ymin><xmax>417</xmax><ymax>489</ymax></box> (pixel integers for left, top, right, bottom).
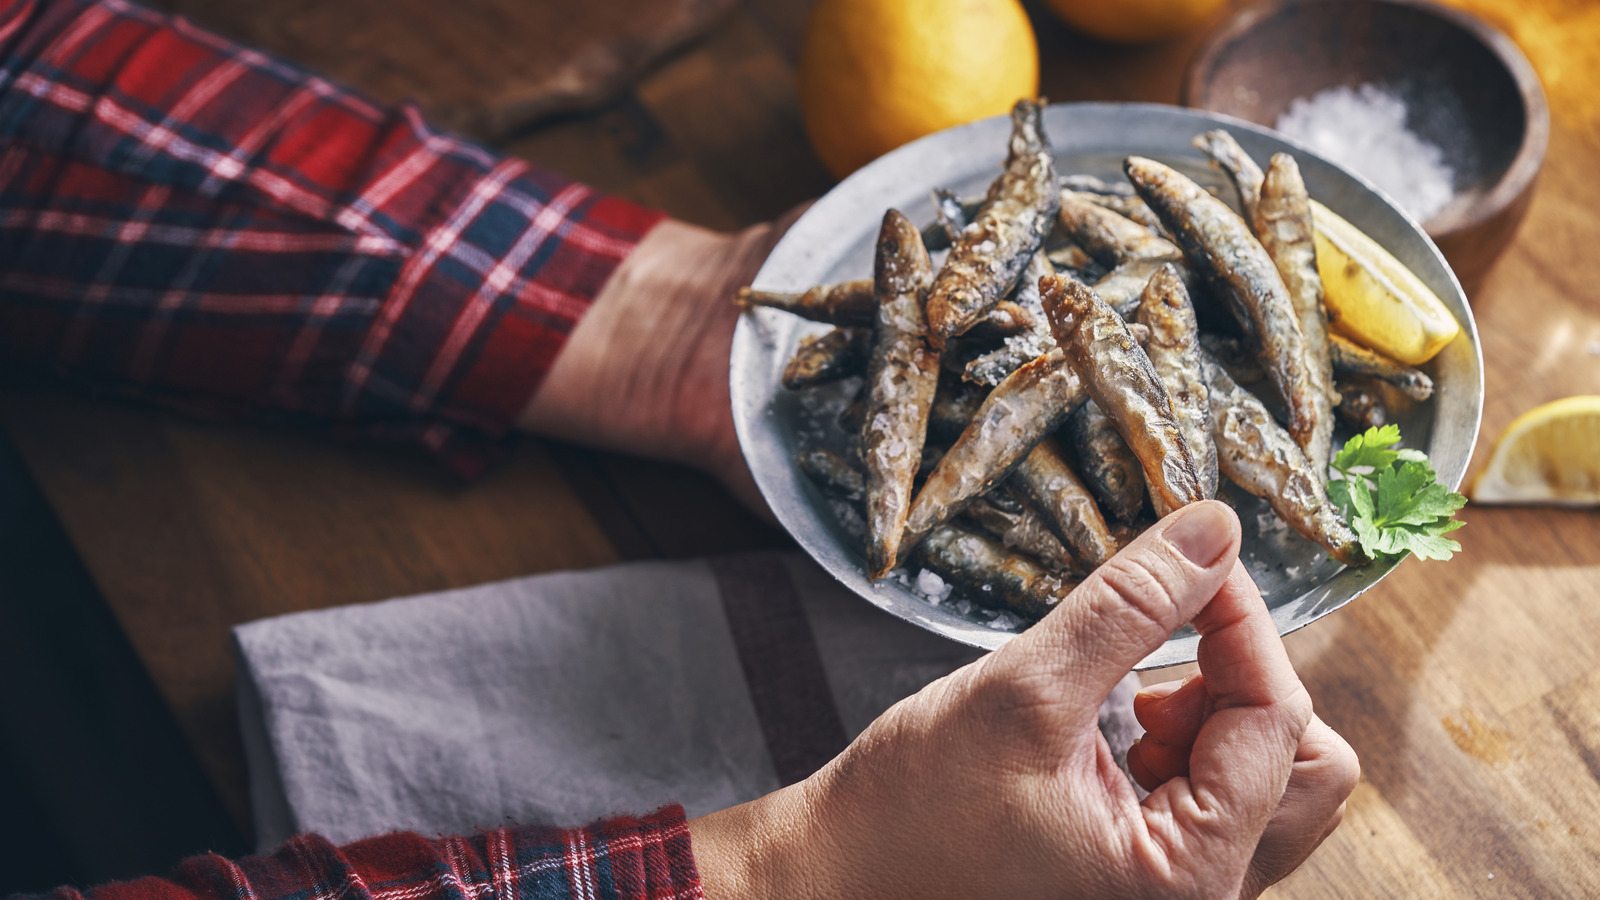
<box><xmin>689</xmin><ymin>500</ymin><xmax>1358</xmax><ymax>899</ymax></box>
<box><xmin>518</xmin><ymin>212</ymin><xmax>804</xmax><ymax>514</ymax></box>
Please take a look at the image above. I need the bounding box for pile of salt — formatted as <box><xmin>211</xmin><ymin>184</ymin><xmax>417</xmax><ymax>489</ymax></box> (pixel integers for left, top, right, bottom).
<box><xmin>1274</xmin><ymin>83</ymin><xmax>1456</xmax><ymax>223</ymax></box>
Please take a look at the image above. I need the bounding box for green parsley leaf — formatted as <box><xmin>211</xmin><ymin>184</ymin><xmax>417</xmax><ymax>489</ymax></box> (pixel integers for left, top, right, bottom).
<box><xmin>1329</xmin><ymin>426</ymin><xmax>1467</xmax><ymax>563</ymax></box>
<box><xmin>1332</xmin><ymin>423</ymin><xmax>1403</xmax><ymax>474</ymax></box>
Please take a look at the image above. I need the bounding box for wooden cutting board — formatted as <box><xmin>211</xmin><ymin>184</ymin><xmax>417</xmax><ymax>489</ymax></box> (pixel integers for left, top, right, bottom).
<box><xmin>152</xmin><ymin>0</ymin><xmax>740</xmax><ymax>139</ymax></box>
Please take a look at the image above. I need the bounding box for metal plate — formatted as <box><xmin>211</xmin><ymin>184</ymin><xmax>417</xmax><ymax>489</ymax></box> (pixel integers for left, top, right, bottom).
<box><xmin>730</xmin><ymin>102</ymin><xmax>1483</xmax><ymax>669</ymax></box>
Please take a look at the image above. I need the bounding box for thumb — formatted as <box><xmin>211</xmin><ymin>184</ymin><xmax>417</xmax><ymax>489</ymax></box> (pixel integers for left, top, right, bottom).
<box><xmin>1007</xmin><ymin>499</ymin><xmax>1241</xmax><ymax>723</ymax></box>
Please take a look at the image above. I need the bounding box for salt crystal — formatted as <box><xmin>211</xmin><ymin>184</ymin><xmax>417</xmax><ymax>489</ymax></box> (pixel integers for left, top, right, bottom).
<box><xmin>915</xmin><ymin>568</ymin><xmax>953</xmax><ymax>602</ymax></box>
<box><xmin>1275</xmin><ymin>84</ymin><xmax>1456</xmax><ymax>222</ymax></box>
<box><xmin>984</xmin><ymin>610</ymin><xmax>1025</xmax><ymax>631</ymax></box>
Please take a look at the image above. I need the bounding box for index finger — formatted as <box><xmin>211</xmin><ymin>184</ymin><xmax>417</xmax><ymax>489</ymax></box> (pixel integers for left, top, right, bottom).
<box><xmin>1142</xmin><ymin>561</ymin><xmax>1312</xmax><ymax>867</ymax></box>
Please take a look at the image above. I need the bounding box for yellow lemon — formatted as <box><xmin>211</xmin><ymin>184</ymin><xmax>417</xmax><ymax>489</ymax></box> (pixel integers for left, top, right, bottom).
<box><xmin>1470</xmin><ymin>396</ymin><xmax>1600</xmax><ymax>506</ymax></box>
<box><xmin>1042</xmin><ymin>0</ymin><xmax>1229</xmax><ymax>43</ymax></box>
<box><xmin>798</xmin><ymin>0</ymin><xmax>1038</xmax><ymax>179</ymax></box>
<box><xmin>1310</xmin><ymin>199</ymin><xmax>1461</xmax><ymax>366</ymax></box>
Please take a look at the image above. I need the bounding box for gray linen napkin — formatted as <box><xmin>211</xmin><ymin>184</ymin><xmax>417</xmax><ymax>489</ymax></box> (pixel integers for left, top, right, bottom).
<box><xmin>235</xmin><ymin>552</ymin><xmax>1142</xmax><ymax>851</ymax></box>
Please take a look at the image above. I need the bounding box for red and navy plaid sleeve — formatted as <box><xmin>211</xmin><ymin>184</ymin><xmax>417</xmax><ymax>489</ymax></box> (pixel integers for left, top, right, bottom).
<box><xmin>17</xmin><ymin>806</ymin><xmax>703</xmax><ymax>900</ymax></box>
<box><xmin>0</xmin><ymin>0</ymin><xmax>665</xmax><ymax>477</ymax></box>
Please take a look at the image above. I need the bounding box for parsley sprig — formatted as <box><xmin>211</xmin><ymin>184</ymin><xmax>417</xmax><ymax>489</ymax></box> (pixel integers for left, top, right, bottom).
<box><xmin>1327</xmin><ymin>425</ymin><xmax>1467</xmax><ymax>562</ymax></box>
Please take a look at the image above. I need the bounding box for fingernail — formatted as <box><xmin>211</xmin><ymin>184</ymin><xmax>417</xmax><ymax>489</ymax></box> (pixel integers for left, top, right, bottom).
<box><xmin>1164</xmin><ymin>500</ymin><xmax>1236</xmax><ymax>567</ymax></box>
<box><xmin>1135</xmin><ymin>680</ymin><xmax>1182</xmax><ymax>701</ymax></box>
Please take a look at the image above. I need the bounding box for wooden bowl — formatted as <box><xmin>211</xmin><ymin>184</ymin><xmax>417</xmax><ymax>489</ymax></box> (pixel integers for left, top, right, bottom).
<box><xmin>1181</xmin><ymin>0</ymin><xmax>1548</xmax><ymax>294</ymax></box>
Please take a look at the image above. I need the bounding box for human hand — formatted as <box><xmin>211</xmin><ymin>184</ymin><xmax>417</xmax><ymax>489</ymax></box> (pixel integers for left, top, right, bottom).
<box><xmin>689</xmin><ymin>499</ymin><xmax>1358</xmax><ymax>899</ymax></box>
<box><xmin>518</xmin><ymin>211</ymin><xmax>804</xmax><ymax>515</ymax></box>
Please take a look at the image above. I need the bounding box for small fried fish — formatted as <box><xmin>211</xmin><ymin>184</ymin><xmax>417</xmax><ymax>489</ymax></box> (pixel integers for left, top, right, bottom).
<box><xmin>901</xmin><ymin>348</ymin><xmax>1089</xmax><ymax>560</ymax></box>
<box><xmin>1008</xmin><ymin>436</ymin><xmax>1119</xmax><ymax>569</ymax></box>
<box><xmin>799</xmin><ymin>447</ymin><xmax>1078</xmax><ymax>621</ymax></box>
<box><xmin>1334</xmin><ymin>377</ymin><xmax>1389</xmax><ymax>432</ymax></box>
<box><xmin>915</xmin><ymin>524</ymin><xmax>1080</xmax><ymax>621</ymax></box>
<box><xmin>1126</xmin><ymin>156</ymin><xmax>1324</xmax><ymax>471</ymax></box>
<box><xmin>738</xmin><ymin>281</ymin><xmax>875</xmax><ymax>326</ymax></box>
<box><xmin>1329</xmin><ymin>334</ymin><xmax>1434</xmax><ymax>401</ymax></box>
<box><xmin>1136</xmin><ymin>263</ymin><xmax>1217</xmax><ymax>498</ymax></box>
<box><xmin>1042</xmin><ymin>273</ymin><xmax>1203</xmax><ymax>518</ymax></box>
<box><xmin>1203</xmin><ymin>355</ymin><xmax>1368</xmax><ymax>567</ymax></box>
<box><xmin>1257</xmin><ymin>152</ymin><xmax>1337</xmax><ymax>479</ymax></box>
<box><xmin>1065</xmin><ymin>399</ymin><xmax>1147</xmax><ymax>524</ymax></box>
<box><xmin>926</xmin><ymin>99</ymin><xmax>1060</xmax><ymax>347</ymax></box>
<box><xmin>1056</xmin><ymin>193</ymin><xmax>1181</xmax><ymax>270</ymax></box>
<box><xmin>862</xmin><ymin>209</ymin><xmax>941</xmax><ymax>579</ymax></box>
<box><xmin>782</xmin><ymin>327</ymin><xmax>871</xmax><ymax>390</ymax></box>
<box><xmin>960</xmin><ymin>493</ymin><xmax>1078</xmax><ymax>574</ymax></box>
<box><xmin>1192</xmin><ymin>129</ymin><xmax>1265</xmax><ymax>225</ymax></box>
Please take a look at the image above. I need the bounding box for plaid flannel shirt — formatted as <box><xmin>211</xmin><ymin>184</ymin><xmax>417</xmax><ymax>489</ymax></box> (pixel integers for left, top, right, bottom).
<box><xmin>0</xmin><ymin>0</ymin><xmax>665</xmax><ymax>477</ymax></box>
<box><xmin>1</xmin><ymin>1</ymin><xmax>700</xmax><ymax>897</ymax></box>
<box><xmin>15</xmin><ymin>806</ymin><xmax>702</xmax><ymax>900</ymax></box>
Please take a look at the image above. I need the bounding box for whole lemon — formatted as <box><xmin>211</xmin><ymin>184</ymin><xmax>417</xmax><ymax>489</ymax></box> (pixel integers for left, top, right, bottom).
<box><xmin>1042</xmin><ymin>0</ymin><xmax>1228</xmax><ymax>43</ymax></box>
<box><xmin>799</xmin><ymin>0</ymin><xmax>1038</xmax><ymax>179</ymax></box>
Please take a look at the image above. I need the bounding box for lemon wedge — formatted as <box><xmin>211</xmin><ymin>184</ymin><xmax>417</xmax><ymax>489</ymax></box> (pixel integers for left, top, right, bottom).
<box><xmin>1470</xmin><ymin>396</ymin><xmax>1600</xmax><ymax>506</ymax></box>
<box><xmin>1310</xmin><ymin>200</ymin><xmax>1461</xmax><ymax>365</ymax></box>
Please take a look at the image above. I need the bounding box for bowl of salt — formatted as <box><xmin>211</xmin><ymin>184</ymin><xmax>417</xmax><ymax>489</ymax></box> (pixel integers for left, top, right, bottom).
<box><xmin>1181</xmin><ymin>0</ymin><xmax>1548</xmax><ymax>294</ymax></box>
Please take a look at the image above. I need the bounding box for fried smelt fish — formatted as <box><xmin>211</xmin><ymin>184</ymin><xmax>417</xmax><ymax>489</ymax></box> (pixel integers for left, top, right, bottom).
<box><xmin>738</xmin><ymin>281</ymin><xmax>875</xmax><ymax>326</ymax></box>
<box><xmin>1192</xmin><ymin>129</ymin><xmax>1264</xmax><ymax>225</ymax></box>
<box><xmin>926</xmin><ymin>99</ymin><xmax>1059</xmax><ymax>347</ymax></box>
<box><xmin>799</xmin><ymin>447</ymin><xmax>1077</xmax><ymax>621</ymax></box>
<box><xmin>1126</xmin><ymin>156</ymin><xmax>1324</xmax><ymax>467</ymax></box>
<box><xmin>1334</xmin><ymin>377</ymin><xmax>1389</xmax><ymax>431</ymax></box>
<box><xmin>782</xmin><ymin>327</ymin><xmax>870</xmax><ymax>389</ymax></box>
<box><xmin>960</xmin><ymin>494</ymin><xmax>1077</xmax><ymax>574</ymax></box>
<box><xmin>960</xmin><ymin>250</ymin><xmax>1059</xmax><ymax>385</ymax></box>
<box><xmin>1008</xmin><ymin>436</ymin><xmax>1119</xmax><ymax>569</ymax></box>
<box><xmin>1042</xmin><ymin>274</ymin><xmax>1202</xmax><ymax>517</ymax></box>
<box><xmin>1065</xmin><ymin>399</ymin><xmax>1146</xmax><ymax>524</ymax></box>
<box><xmin>1089</xmin><ymin>257</ymin><xmax>1174</xmax><ymax>320</ymax></box>
<box><xmin>1202</xmin><ymin>356</ymin><xmax>1369</xmax><ymax>567</ymax></box>
<box><xmin>1257</xmin><ymin>152</ymin><xmax>1337</xmax><ymax>478</ymax></box>
<box><xmin>901</xmin><ymin>348</ymin><xmax>1089</xmax><ymax>559</ymax></box>
<box><xmin>1136</xmin><ymin>264</ymin><xmax>1218</xmax><ymax>497</ymax></box>
<box><xmin>1061</xmin><ymin>189</ymin><xmax>1165</xmax><ymax>235</ymax></box>
<box><xmin>1055</xmin><ymin>193</ymin><xmax>1180</xmax><ymax>270</ymax></box>
<box><xmin>1061</xmin><ymin>173</ymin><xmax>1135</xmax><ymax>196</ymax></box>
<box><xmin>746</xmin><ymin>279</ymin><xmax>1028</xmax><ymax>333</ymax></box>
<box><xmin>798</xmin><ymin>447</ymin><xmax>866</xmax><ymax>503</ymax></box>
<box><xmin>963</xmin><ymin>313</ymin><xmax>1151</xmax><ymax>389</ymax></box>
<box><xmin>1329</xmin><ymin>334</ymin><xmax>1434</xmax><ymax>401</ymax></box>
<box><xmin>862</xmin><ymin>209</ymin><xmax>941</xmax><ymax>579</ymax></box>
<box><xmin>916</xmin><ymin>524</ymin><xmax>1079</xmax><ymax>621</ymax></box>
<box><xmin>966</xmin><ymin>300</ymin><xmax>1037</xmax><ymax>339</ymax></box>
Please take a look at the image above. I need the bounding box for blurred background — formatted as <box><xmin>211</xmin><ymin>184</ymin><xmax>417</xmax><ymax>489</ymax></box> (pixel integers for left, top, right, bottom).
<box><xmin>2</xmin><ymin>0</ymin><xmax>1595</xmax><ymax>892</ymax></box>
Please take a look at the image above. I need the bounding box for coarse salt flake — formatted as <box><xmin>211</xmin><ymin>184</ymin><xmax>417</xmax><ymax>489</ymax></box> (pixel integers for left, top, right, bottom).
<box><xmin>915</xmin><ymin>568</ymin><xmax>953</xmax><ymax>602</ymax></box>
<box><xmin>1275</xmin><ymin>84</ymin><xmax>1456</xmax><ymax>223</ymax></box>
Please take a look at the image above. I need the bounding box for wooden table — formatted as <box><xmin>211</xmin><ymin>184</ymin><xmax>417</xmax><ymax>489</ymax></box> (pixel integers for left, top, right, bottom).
<box><xmin>4</xmin><ymin>0</ymin><xmax>1599</xmax><ymax>895</ymax></box>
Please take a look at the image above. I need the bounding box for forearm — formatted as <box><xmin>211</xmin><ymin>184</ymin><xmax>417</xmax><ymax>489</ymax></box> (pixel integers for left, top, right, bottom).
<box><xmin>0</xmin><ymin>0</ymin><xmax>664</xmax><ymax>478</ymax></box>
<box><xmin>517</xmin><ymin>217</ymin><xmax>786</xmax><ymax>460</ymax></box>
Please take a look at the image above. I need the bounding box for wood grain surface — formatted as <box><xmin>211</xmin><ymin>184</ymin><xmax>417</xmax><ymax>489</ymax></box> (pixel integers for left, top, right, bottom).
<box><xmin>3</xmin><ymin>0</ymin><xmax>1598</xmax><ymax>895</ymax></box>
<box><xmin>151</xmin><ymin>0</ymin><xmax>740</xmax><ymax>140</ymax></box>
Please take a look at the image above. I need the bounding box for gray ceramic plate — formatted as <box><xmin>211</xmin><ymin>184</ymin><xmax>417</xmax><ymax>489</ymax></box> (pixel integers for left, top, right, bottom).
<box><xmin>731</xmin><ymin>102</ymin><xmax>1482</xmax><ymax>669</ymax></box>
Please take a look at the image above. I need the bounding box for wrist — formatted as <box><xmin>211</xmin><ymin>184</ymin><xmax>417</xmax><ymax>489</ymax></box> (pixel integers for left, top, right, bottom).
<box><xmin>516</xmin><ymin>218</ymin><xmax>777</xmax><ymax>461</ymax></box>
<box><xmin>689</xmin><ymin>781</ymin><xmax>831</xmax><ymax>900</ymax></box>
